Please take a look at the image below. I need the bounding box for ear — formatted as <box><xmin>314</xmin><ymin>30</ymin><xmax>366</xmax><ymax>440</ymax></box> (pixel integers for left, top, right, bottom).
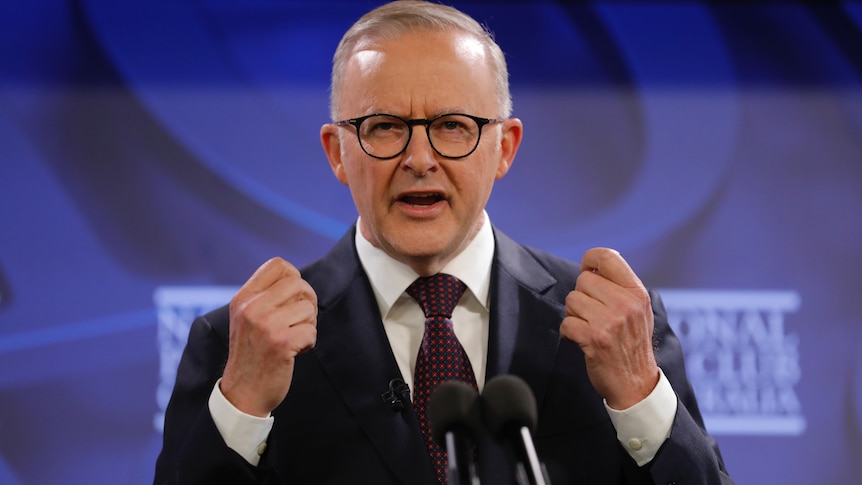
<box><xmin>321</xmin><ymin>124</ymin><xmax>349</xmax><ymax>185</ymax></box>
<box><xmin>495</xmin><ymin>117</ymin><xmax>523</xmax><ymax>179</ymax></box>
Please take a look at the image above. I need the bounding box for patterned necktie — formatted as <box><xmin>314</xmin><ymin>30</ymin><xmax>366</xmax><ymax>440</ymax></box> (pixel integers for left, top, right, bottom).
<box><xmin>407</xmin><ymin>273</ymin><xmax>477</xmax><ymax>484</ymax></box>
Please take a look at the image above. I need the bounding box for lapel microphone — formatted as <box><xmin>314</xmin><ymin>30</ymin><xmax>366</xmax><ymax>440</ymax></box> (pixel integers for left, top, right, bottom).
<box><xmin>381</xmin><ymin>378</ymin><xmax>410</xmax><ymax>411</ymax></box>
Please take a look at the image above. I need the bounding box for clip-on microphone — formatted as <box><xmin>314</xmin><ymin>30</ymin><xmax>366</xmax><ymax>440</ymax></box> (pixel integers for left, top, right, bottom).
<box><xmin>381</xmin><ymin>378</ymin><xmax>410</xmax><ymax>411</ymax></box>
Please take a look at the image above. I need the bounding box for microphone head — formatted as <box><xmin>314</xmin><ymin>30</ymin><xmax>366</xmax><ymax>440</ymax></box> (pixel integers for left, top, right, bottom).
<box><xmin>428</xmin><ymin>380</ymin><xmax>481</xmax><ymax>447</ymax></box>
<box><xmin>480</xmin><ymin>375</ymin><xmax>538</xmax><ymax>442</ymax></box>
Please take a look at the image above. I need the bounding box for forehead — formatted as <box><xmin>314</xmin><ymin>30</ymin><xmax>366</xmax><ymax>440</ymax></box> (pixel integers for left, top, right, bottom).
<box><xmin>338</xmin><ymin>29</ymin><xmax>497</xmax><ymax>117</ymax></box>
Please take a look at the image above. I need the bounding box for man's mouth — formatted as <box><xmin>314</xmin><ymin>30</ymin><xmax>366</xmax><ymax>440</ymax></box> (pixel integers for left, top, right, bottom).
<box><xmin>400</xmin><ymin>193</ymin><xmax>444</xmax><ymax>206</ymax></box>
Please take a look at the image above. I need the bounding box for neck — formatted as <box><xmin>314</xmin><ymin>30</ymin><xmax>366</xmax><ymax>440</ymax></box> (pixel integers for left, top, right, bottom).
<box><xmin>358</xmin><ymin>215</ymin><xmax>485</xmax><ymax>277</ymax></box>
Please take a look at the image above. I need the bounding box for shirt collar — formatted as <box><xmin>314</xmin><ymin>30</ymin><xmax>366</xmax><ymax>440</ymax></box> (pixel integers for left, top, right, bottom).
<box><xmin>355</xmin><ymin>212</ymin><xmax>495</xmax><ymax>319</ymax></box>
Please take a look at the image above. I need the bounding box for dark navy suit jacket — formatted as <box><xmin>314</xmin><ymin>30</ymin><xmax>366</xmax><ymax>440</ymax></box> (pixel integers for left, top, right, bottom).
<box><xmin>154</xmin><ymin>226</ymin><xmax>732</xmax><ymax>484</ymax></box>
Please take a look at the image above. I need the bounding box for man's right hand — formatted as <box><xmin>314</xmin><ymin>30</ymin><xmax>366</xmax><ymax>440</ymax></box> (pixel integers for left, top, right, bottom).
<box><xmin>220</xmin><ymin>257</ymin><xmax>318</xmax><ymax>417</ymax></box>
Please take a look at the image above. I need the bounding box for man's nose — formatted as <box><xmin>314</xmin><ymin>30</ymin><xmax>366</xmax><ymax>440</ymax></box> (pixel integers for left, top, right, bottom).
<box><xmin>401</xmin><ymin>125</ymin><xmax>439</xmax><ymax>175</ymax></box>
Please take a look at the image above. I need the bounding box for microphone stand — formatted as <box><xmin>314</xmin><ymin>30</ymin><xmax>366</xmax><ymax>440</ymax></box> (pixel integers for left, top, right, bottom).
<box><xmin>480</xmin><ymin>375</ymin><xmax>552</xmax><ymax>485</ymax></box>
<box><xmin>429</xmin><ymin>381</ymin><xmax>483</xmax><ymax>485</ymax></box>
<box><xmin>445</xmin><ymin>431</ymin><xmax>481</xmax><ymax>485</ymax></box>
<box><xmin>516</xmin><ymin>426</ymin><xmax>549</xmax><ymax>485</ymax></box>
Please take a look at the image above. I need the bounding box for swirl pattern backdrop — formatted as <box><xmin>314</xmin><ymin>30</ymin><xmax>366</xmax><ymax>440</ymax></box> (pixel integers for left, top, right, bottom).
<box><xmin>1</xmin><ymin>1</ymin><xmax>861</xmax><ymax>484</ymax></box>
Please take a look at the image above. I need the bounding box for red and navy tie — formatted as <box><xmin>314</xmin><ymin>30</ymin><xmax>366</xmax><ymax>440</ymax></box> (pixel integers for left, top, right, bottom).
<box><xmin>407</xmin><ymin>273</ymin><xmax>477</xmax><ymax>484</ymax></box>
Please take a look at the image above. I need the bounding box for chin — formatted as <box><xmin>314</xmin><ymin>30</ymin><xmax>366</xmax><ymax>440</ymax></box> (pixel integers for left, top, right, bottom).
<box><xmin>387</xmin><ymin>231</ymin><xmax>453</xmax><ymax>260</ymax></box>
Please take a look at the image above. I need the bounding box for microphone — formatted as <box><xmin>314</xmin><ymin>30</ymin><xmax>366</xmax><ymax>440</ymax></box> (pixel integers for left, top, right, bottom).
<box><xmin>381</xmin><ymin>378</ymin><xmax>410</xmax><ymax>411</ymax></box>
<box><xmin>428</xmin><ymin>381</ymin><xmax>482</xmax><ymax>485</ymax></box>
<box><xmin>481</xmin><ymin>375</ymin><xmax>550</xmax><ymax>485</ymax></box>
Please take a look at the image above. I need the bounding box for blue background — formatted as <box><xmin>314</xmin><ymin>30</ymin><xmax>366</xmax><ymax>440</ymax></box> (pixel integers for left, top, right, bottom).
<box><xmin>1</xmin><ymin>1</ymin><xmax>862</xmax><ymax>483</ymax></box>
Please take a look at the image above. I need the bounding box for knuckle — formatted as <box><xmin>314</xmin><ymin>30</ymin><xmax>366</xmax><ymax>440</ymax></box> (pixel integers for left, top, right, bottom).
<box><xmin>268</xmin><ymin>256</ymin><xmax>299</xmax><ymax>277</ymax></box>
<box><xmin>230</xmin><ymin>296</ymin><xmax>255</xmax><ymax>324</ymax></box>
<box><xmin>622</xmin><ymin>298</ymin><xmax>641</xmax><ymax>317</ymax></box>
<box><xmin>300</xmin><ymin>298</ymin><xmax>318</xmax><ymax>319</ymax></box>
<box><xmin>591</xmin><ymin>247</ymin><xmax>612</xmax><ymax>262</ymax></box>
<box><xmin>301</xmin><ymin>284</ymin><xmax>318</xmax><ymax>305</ymax></box>
<box><xmin>268</xmin><ymin>256</ymin><xmax>288</xmax><ymax>268</ymax></box>
<box><xmin>575</xmin><ymin>271</ymin><xmax>590</xmax><ymax>286</ymax></box>
<box><xmin>592</xmin><ymin>329</ymin><xmax>614</xmax><ymax>350</ymax></box>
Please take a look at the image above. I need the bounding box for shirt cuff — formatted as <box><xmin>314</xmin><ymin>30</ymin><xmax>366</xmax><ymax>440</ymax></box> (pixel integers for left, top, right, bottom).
<box><xmin>208</xmin><ymin>378</ymin><xmax>275</xmax><ymax>466</ymax></box>
<box><xmin>604</xmin><ymin>368</ymin><xmax>677</xmax><ymax>466</ymax></box>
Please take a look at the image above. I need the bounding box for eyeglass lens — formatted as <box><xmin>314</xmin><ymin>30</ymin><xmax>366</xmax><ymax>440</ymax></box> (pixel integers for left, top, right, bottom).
<box><xmin>357</xmin><ymin>114</ymin><xmax>482</xmax><ymax>159</ymax></box>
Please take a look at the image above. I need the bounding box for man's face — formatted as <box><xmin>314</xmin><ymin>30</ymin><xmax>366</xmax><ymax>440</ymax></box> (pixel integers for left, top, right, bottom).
<box><xmin>321</xmin><ymin>29</ymin><xmax>522</xmax><ymax>275</ymax></box>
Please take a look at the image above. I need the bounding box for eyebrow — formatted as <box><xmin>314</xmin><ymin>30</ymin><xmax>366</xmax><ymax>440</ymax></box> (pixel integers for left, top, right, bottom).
<box><xmin>386</xmin><ymin>109</ymin><xmax>473</xmax><ymax>120</ymax></box>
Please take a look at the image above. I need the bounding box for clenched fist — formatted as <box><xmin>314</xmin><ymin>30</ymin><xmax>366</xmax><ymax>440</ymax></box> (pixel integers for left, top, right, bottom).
<box><xmin>220</xmin><ymin>257</ymin><xmax>318</xmax><ymax>417</ymax></box>
<box><xmin>560</xmin><ymin>248</ymin><xmax>659</xmax><ymax>410</ymax></box>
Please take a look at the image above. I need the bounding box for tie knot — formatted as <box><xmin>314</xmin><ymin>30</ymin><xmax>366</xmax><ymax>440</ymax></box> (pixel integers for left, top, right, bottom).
<box><xmin>406</xmin><ymin>273</ymin><xmax>466</xmax><ymax>319</ymax></box>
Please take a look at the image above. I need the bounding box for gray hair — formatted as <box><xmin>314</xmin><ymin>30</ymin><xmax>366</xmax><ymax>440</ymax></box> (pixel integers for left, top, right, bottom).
<box><xmin>329</xmin><ymin>0</ymin><xmax>512</xmax><ymax>120</ymax></box>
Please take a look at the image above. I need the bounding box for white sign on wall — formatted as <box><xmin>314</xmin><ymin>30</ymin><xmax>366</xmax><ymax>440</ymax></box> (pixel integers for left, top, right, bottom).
<box><xmin>153</xmin><ymin>286</ymin><xmax>238</xmax><ymax>433</ymax></box>
<box><xmin>660</xmin><ymin>289</ymin><xmax>805</xmax><ymax>435</ymax></box>
<box><xmin>153</xmin><ymin>287</ymin><xmax>806</xmax><ymax>436</ymax></box>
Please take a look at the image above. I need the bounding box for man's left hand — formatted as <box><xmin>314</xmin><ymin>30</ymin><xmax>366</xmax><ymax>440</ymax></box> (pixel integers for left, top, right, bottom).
<box><xmin>560</xmin><ymin>247</ymin><xmax>660</xmax><ymax>410</ymax></box>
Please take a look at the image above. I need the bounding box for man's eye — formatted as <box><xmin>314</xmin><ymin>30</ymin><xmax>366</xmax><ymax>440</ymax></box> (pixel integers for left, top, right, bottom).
<box><xmin>372</xmin><ymin>122</ymin><xmax>396</xmax><ymax>131</ymax></box>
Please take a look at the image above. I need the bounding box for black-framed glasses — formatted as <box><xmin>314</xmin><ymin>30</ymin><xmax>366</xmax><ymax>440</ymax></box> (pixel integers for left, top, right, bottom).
<box><xmin>334</xmin><ymin>113</ymin><xmax>500</xmax><ymax>160</ymax></box>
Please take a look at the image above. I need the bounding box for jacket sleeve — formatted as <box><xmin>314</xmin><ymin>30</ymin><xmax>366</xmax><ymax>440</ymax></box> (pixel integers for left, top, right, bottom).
<box><xmin>153</xmin><ymin>307</ymin><xmax>279</xmax><ymax>485</ymax></box>
<box><xmin>643</xmin><ymin>289</ymin><xmax>734</xmax><ymax>485</ymax></box>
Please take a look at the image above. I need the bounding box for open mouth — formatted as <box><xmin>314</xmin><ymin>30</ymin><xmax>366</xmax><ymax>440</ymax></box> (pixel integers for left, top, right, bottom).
<box><xmin>400</xmin><ymin>193</ymin><xmax>444</xmax><ymax>206</ymax></box>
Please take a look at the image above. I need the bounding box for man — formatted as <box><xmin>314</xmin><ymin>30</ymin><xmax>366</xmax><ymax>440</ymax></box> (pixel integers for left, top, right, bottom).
<box><xmin>155</xmin><ymin>1</ymin><xmax>732</xmax><ymax>484</ymax></box>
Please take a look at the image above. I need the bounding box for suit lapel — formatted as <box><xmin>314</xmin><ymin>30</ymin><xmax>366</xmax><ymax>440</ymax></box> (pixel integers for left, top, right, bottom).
<box><xmin>302</xmin><ymin>226</ymin><xmax>569</xmax><ymax>484</ymax></box>
<box><xmin>304</xmin><ymin>228</ymin><xmax>436</xmax><ymax>485</ymax></box>
<box><xmin>486</xmin><ymin>228</ymin><xmax>567</xmax><ymax>413</ymax></box>
<box><xmin>474</xmin><ymin>228</ymin><xmax>572</xmax><ymax>483</ymax></box>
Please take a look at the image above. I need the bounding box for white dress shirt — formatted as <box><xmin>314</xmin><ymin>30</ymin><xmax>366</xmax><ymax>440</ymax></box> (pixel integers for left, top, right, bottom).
<box><xmin>208</xmin><ymin>213</ymin><xmax>676</xmax><ymax>467</ymax></box>
<box><xmin>355</xmin><ymin>213</ymin><xmax>494</xmax><ymax>397</ymax></box>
